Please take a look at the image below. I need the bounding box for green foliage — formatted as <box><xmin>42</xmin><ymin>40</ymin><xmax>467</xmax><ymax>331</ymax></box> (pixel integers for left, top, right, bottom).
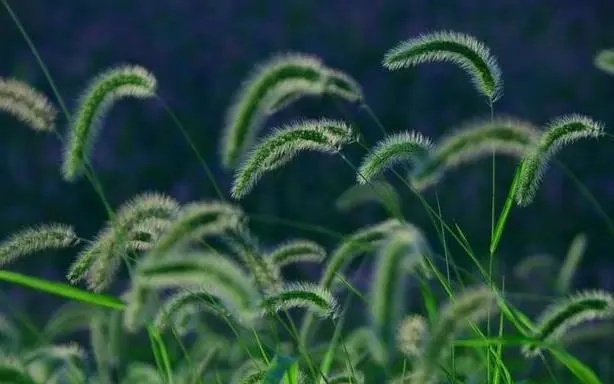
<box><xmin>0</xmin><ymin>19</ymin><xmax>612</xmax><ymax>384</ymax></box>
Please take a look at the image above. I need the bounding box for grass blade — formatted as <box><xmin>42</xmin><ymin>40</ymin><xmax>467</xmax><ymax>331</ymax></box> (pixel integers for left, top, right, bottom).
<box><xmin>0</xmin><ymin>270</ymin><xmax>125</xmax><ymax>310</ymax></box>
<box><xmin>490</xmin><ymin>165</ymin><xmax>521</xmax><ymax>255</ymax></box>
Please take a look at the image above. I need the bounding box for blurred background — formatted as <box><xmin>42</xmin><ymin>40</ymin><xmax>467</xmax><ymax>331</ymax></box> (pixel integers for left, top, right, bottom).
<box><xmin>0</xmin><ymin>0</ymin><xmax>613</xmax><ymax>337</ymax></box>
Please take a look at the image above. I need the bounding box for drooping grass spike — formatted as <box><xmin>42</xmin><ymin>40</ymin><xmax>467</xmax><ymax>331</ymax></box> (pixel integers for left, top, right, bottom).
<box><xmin>231</xmin><ymin>118</ymin><xmax>355</xmax><ymax>199</ymax></box>
<box><xmin>0</xmin><ymin>223</ymin><xmax>78</xmax><ymax>267</ymax></box>
<box><xmin>409</xmin><ymin>117</ymin><xmax>539</xmax><ymax>191</ymax></box>
<box><xmin>124</xmin><ymin>249</ymin><xmax>258</xmax><ymax>332</ymax></box>
<box><xmin>135</xmin><ymin>250</ymin><xmax>256</xmax><ymax>311</ymax></box>
<box><xmin>556</xmin><ymin>233</ymin><xmax>587</xmax><ymax>294</ymax></box>
<box><xmin>267</xmin><ymin>239</ymin><xmax>327</xmax><ymax>267</ymax></box>
<box><xmin>322</xmin><ymin>67</ymin><xmax>364</xmax><ymax>103</ymax></box>
<box><xmin>411</xmin><ymin>286</ymin><xmax>499</xmax><ymax>384</ymax></box>
<box><xmin>514</xmin><ymin>114</ymin><xmax>604</xmax><ymax>206</ymax></box>
<box><xmin>320</xmin><ymin>219</ymin><xmax>406</xmax><ymax>290</ymax></box>
<box><xmin>125</xmin><ymin>217</ymin><xmax>172</xmax><ymax>251</ymax></box>
<box><xmin>61</xmin><ymin>65</ymin><xmax>157</xmax><ymax>182</ymax></box>
<box><xmin>21</xmin><ymin>343</ymin><xmax>87</xmax><ymax>382</ymax></box>
<box><xmin>383</xmin><ymin>31</ymin><xmax>503</xmax><ymax>103</ymax></box>
<box><xmin>0</xmin><ymin>77</ymin><xmax>58</xmax><ymax>131</ymax></box>
<box><xmin>220</xmin><ymin>53</ymin><xmax>365</xmax><ymax>169</ymax></box>
<box><xmin>257</xmin><ymin>282</ymin><xmax>339</xmax><ymax>320</ymax></box>
<box><xmin>223</xmin><ymin>227</ymin><xmax>284</xmax><ymax>295</ymax></box>
<box><xmin>522</xmin><ymin>290</ymin><xmax>614</xmax><ymax>358</ymax></box>
<box><xmin>262</xmin><ymin>78</ymin><xmax>328</xmax><ymax>115</ymax></box>
<box><xmin>369</xmin><ymin>226</ymin><xmax>430</xmax><ymax>363</ymax></box>
<box><xmin>595</xmin><ymin>48</ymin><xmax>614</xmax><ymax>75</ymax></box>
<box><xmin>121</xmin><ymin>286</ymin><xmax>159</xmax><ymax>332</ymax></box>
<box><xmin>153</xmin><ymin>289</ymin><xmax>254</xmax><ymax>331</ymax></box>
<box><xmin>265</xmin><ymin>67</ymin><xmax>363</xmax><ymax>115</ymax></box>
<box><xmin>228</xmin><ymin>359</ymin><xmax>264</xmax><ymax>384</ymax></box>
<box><xmin>66</xmin><ymin>192</ymin><xmax>180</xmax><ymax>291</ymax></box>
<box><xmin>148</xmin><ymin>200</ymin><xmax>245</xmax><ymax>255</ymax></box>
<box><xmin>90</xmin><ymin>309</ymin><xmax>121</xmax><ymax>382</ymax></box>
<box><xmin>299</xmin><ymin>219</ymin><xmax>405</xmax><ymax>345</ymax></box>
<box><xmin>220</xmin><ymin>53</ymin><xmax>325</xmax><ymax>169</ymax></box>
<box><xmin>357</xmin><ymin>131</ymin><xmax>433</xmax><ymax>184</ymax></box>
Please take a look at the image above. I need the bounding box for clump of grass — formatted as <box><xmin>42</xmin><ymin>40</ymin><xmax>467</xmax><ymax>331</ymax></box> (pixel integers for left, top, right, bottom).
<box><xmin>0</xmin><ymin>12</ymin><xmax>612</xmax><ymax>384</ymax></box>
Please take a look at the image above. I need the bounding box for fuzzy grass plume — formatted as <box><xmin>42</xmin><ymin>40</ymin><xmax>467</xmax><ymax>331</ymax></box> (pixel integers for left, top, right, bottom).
<box><xmin>220</xmin><ymin>54</ymin><xmax>325</xmax><ymax>169</ymax></box>
<box><xmin>369</xmin><ymin>226</ymin><xmax>430</xmax><ymax>362</ymax></box>
<box><xmin>357</xmin><ymin>131</ymin><xmax>433</xmax><ymax>184</ymax></box>
<box><xmin>396</xmin><ymin>314</ymin><xmax>427</xmax><ymax>358</ymax></box>
<box><xmin>61</xmin><ymin>65</ymin><xmax>157</xmax><ymax>181</ymax></box>
<box><xmin>383</xmin><ymin>30</ymin><xmax>503</xmax><ymax>103</ymax></box>
<box><xmin>514</xmin><ymin>114</ymin><xmax>604</xmax><ymax>206</ymax></box>
<box><xmin>298</xmin><ymin>219</ymin><xmax>405</xmax><ymax>346</ymax></box>
<box><xmin>258</xmin><ymin>282</ymin><xmax>339</xmax><ymax>319</ymax></box>
<box><xmin>267</xmin><ymin>239</ymin><xmax>327</xmax><ymax>267</ymax></box>
<box><xmin>220</xmin><ymin>53</ymin><xmax>364</xmax><ymax>170</ymax></box>
<box><xmin>231</xmin><ymin>118</ymin><xmax>355</xmax><ymax>199</ymax></box>
<box><xmin>0</xmin><ymin>77</ymin><xmax>58</xmax><ymax>131</ymax></box>
<box><xmin>320</xmin><ymin>219</ymin><xmax>405</xmax><ymax>289</ymax></box>
<box><xmin>153</xmin><ymin>289</ymin><xmax>253</xmax><ymax>331</ymax></box>
<box><xmin>0</xmin><ymin>224</ymin><xmax>78</xmax><ymax>267</ymax></box>
<box><xmin>322</xmin><ymin>67</ymin><xmax>364</xmax><ymax>103</ymax></box>
<box><xmin>66</xmin><ymin>192</ymin><xmax>180</xmax><ymax>291</ymax></box>
<box><xmin>223</xmin><ymin>228</ymin><xmax>284</xmax><ymax>295</ymax></box>
<box><xmin>409</xmin><ymin>117</ymin><xmax>539</xmax><ymax>191</ymax></box>
<box><xmin>522</xmin><ymin>290</ymin><xmax>614</xmax><ymax>358</ymax></box>
<box><xmin>149</xmin><ymin>200</ymin><xmax>245</xmax><ymax>255</ymax></box>
<box><xmin>135</xmin><ymin>250</ymin><xmax>256</xmax><ymax>310</ymax></box>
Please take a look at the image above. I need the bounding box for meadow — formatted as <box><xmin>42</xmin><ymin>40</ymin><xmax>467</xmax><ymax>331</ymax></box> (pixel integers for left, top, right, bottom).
<box><xmin>1</xmin><ymin>1</ymin><xmax>614</xmax><ymax>383</ymax></box>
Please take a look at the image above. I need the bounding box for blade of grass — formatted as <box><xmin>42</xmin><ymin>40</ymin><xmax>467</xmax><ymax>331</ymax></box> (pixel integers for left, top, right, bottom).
<box><xmin>263</xmin><ymin>354</ymin><xmax>297</xmax><ymax>384</ymax></box>
<box><xmin>318</xmin><ymin>300</ymin><xmax>349</xmax><ymax>384</ymax></box>
<box><xmin>490</xmin><ymin>166</ymin><xmax>521</xmax><ymax>255</ymax></box>
<box><xmin>0</xmin><ymin>270</ymin><xmax>125</xmax><ymax>310</ymax></box>
<box><xmin>148</xmin><ymin>325</ymin><xmax>175</xmax><ymax>384</ymax></box>
<box><xmin>550</xmin><ymin>350</ymin><xmax>603</xmax><ymax>384</ymax></box>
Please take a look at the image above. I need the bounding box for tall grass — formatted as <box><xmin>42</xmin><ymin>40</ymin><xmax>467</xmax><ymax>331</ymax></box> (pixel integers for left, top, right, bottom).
<box><xmin>0</xmin><ymin>2</ymin><xmax>613</xmax><ymax>383</ymax></box>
